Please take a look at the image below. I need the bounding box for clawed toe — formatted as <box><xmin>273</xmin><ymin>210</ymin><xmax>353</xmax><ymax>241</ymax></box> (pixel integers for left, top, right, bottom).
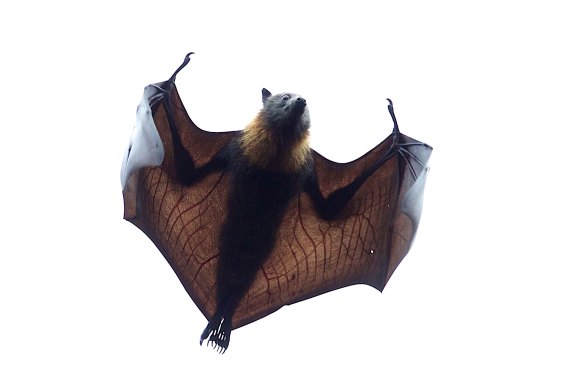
<box><xmin>208</xmin><ymin>330</ymin><xmax>230</xmax><ymax>353</ymax></box>
<box><xmin>200</xmin><ymin>318</ymin><xmax>231</xmax><ymax>353</ymax></box>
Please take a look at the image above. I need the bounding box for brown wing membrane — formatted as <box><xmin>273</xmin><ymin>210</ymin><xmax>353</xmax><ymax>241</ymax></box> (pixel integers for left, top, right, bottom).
<box><xmin>122</xmin><ymin>82</ymin><xmax>238</xmax><ymax>322</ymax></box>
<box><xmin>231</xmin><ymin>133</ymin><xmax>431</xmax><ymax>329</ymax></box>
<box><xmin>122</xmin><ymin>59</ymin><xmax>431</xmax><ymax>331</ymax></box>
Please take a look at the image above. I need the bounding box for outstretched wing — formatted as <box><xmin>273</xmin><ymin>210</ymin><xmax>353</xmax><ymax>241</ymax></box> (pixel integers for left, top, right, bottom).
<box><xmin>121</xmin><ymin>54</ymin><xmax>432</xmax><ymax>331</ymax></box>
<box><xmin>122</xmin><ymin>73</ymin><xmax>238</xmax><ymax>322</ymax></box>
<box><xmin>231</xmin><ymin>121</ymin><xmax>432</xmax><ymax>329</ymax></box>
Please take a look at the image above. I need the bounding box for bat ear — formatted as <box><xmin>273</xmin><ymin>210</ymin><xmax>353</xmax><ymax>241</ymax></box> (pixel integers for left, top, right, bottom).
<box><xmin>262</xmin><ymin>88</ymin><xmax>272</xmax><ymax>105</ymax></box>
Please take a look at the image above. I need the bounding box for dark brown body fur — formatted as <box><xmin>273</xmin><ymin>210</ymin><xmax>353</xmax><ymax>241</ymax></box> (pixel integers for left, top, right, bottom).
<box><xmin>200</xmin><ymin>90</ymin><xmax>313</xmax><ymax>351</ymax></box>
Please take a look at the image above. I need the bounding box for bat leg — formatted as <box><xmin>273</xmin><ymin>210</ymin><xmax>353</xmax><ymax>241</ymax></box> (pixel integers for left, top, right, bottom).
<box><xmin>200</xmin><ymin>250</ymin><xmax>264</xmax><ymax>352</ymax></box>
<box><xmin>199</xmin><ymin>314</ymin><xmax>221</xmax><ymax>345</ymax></box>
<box><xmin>208</xmin><ymin>318</ymin><xmax>232</xmax><ymax>354</ymax></box>
<box><xmin>199</xmin><ymin>297</ymin><xmax>236</xmax><ymax>353</ymax></box>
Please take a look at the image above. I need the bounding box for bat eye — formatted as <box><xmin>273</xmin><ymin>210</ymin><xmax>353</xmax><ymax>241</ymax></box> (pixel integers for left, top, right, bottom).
<box><xmin>282</xmin><ymin>94</ymin><xmax>290</xmax><ymax>101</ymax></box>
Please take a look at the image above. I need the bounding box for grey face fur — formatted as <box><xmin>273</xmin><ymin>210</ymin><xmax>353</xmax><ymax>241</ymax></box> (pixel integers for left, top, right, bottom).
<box><xmin>261</xmin><ymin>88</ymin><xmax>311</xmax><ymax>137</ymax></box>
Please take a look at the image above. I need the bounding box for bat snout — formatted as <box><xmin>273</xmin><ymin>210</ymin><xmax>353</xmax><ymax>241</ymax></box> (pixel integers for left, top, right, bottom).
<box><xmin>293</xmin><ymin>97</ymin><xmax>307</xmax><ymax>116</ymax></box>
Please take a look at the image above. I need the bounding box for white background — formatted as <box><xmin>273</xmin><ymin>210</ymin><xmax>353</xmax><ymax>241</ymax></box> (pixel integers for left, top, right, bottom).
<box><xmin>2</xmin><ymin>1</ymin><xmax>581</xmax><ymax>386</ymax></box>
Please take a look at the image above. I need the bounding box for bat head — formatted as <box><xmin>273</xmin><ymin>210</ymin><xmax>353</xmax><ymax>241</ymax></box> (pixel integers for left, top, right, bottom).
<box><xmin>260</xmin><ymin>88</ymin><xmax>311</xmax><ymax>140</ymax></box>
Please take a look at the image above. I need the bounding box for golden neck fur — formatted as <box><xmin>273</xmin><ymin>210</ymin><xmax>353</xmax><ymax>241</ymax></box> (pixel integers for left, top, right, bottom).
<box><xmin>240</xmin><ymin>112</ymin><xmax>311</xmax><ymax>173</ymax></box>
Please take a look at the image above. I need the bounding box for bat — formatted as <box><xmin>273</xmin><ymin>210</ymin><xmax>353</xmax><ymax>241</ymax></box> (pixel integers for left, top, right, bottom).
<box><xmin>121</xmin><ymin>53</ymin><xmax>432</xmax><ymax>353</ymax></box>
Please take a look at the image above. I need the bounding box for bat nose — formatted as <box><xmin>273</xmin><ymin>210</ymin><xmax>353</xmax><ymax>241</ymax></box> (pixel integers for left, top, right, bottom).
<box><xmin>296</xmin><ymin>97</ymin><xmax>306</xmax><ymax>106</ymax></box>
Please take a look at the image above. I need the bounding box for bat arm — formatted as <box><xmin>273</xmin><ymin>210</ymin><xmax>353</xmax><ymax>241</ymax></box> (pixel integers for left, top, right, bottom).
<box><xmin>161</xmin><ymin>77</ymin><xmax>231</xmax><ymax>185</ymax></box>
<box><xmin>305</xmin><ymin>167</ymin><xmax>377</xmax><ymax>221</ymax></box>
<box><xmin>157</xmin><ymin>56</ymin><xmax>230</xmax><ymax>186</ymax></box>
<box><xmin>305</xmin><ymin>98</ymin><xmax>427</xmax><ymax>221</ymax></box>
<box><xmin>306</xmin><ymin>139</ymin><xmax>403</xmax><ymax>220</ymax></box>
<box><xmin>172</xmin><ymin>142</ymin><xmax>230</xmax><ymax>186</ymax></box>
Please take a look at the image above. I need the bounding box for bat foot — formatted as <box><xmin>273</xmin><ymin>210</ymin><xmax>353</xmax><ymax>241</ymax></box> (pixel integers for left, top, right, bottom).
<box><xmin>208</xmin><ymin>327</ymin><xmax>231</xmax><ymax>354</ymax></box>
<box><xmin>200</xmin><ymin>323</ymin><xmax>212</xmax><ymax>346</ymax></box>
<box><xmin>200</xmin><ymin>318</ymin><xmax>231</xmax><ymax>354</ymax></box>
